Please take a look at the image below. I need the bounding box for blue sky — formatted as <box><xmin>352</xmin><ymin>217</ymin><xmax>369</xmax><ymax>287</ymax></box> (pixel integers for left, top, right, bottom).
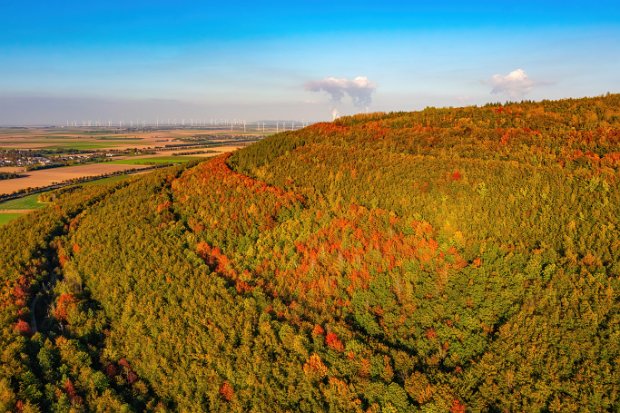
<box><xmin>1</xmin><ymin>1</ymin><xmax>619</xmax><ymax>124</ymax></box>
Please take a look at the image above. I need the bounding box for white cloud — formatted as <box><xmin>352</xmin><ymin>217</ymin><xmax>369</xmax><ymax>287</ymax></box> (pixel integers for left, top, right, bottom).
<box><xmin>305</xmin><ymin>76</ymin><xmax>376</xmax><ymax>107</ymax></box>
<box><xmin>490</xmin><ymin>68</ymin><xmax>535</xmax><ymax>97</ymax></box>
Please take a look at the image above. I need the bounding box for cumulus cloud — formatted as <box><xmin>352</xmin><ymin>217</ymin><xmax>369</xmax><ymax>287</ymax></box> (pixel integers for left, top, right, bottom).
<box><xmin>305</xmin><ymin>76</ymin><xmax>376</xmax><ymax>107</ymax></box>
<box><xmin>490</xmin><ymin>69</ymin><xmax>535</xmax><ymax>97</ymax></box>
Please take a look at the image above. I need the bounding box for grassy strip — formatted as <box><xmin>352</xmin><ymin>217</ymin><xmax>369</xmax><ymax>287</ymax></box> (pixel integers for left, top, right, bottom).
<box><xmin>0</xmin><ymin>193</ymin><xmax>46</xmax><ymax>210</ymax></box>
<box><xmin>0</xmin><ymin>213</ymin><xmax>23</xmax><ymax>226</ymax></box>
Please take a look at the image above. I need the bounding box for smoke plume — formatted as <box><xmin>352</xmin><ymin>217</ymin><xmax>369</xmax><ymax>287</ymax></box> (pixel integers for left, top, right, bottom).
<box><xmin>331</xmin><ymin>108</ymin><xmax>340</xmax><ymax>121</ymax></box>
<box><xmin>305</xmin><ymin>76</ymin><xmax>376</xmax><ymax>107</ymax></box>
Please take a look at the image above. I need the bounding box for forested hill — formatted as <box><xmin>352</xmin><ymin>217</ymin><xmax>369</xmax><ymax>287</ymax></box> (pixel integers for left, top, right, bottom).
<box><xmin>1</xmin><ymin>94</ymin><xmax>619</xmax><ymax>412</ymax></box>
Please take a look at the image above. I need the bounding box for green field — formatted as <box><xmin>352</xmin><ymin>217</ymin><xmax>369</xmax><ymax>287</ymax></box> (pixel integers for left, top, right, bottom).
<box><xmin>0</xmin><ymin>141</ymin><xmax>121</xmax><ymax>150</ymax></box>
<box><xmin>42</xmin><ymin>142</ymin><xmax>124</xmax><ymax>150</ymax></box>
<box><xmin>0</xmin><ymin>193</ymin><xmax>47</xmax><ymax>210</ymax></box>
<box><xmin>96</xmin><ymin>136</ymin><xmax>143</xmax><ymax>141</ymax></box>
<box><xmin>0</xmin><ymin>213</ymin><xmax>23</xmax><ymax>226</ymax></box>
<box><xmin>0</xmin><ymin>137</ymin><xmax>144</xmax><ymax>150</ymax></box>
<box><xmin>109</xmin><ymin>156</ymin><xmax>203</xmax><ymax>165</ymax></box>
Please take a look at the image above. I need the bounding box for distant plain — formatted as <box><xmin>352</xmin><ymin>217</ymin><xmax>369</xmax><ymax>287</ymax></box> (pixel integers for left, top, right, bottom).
<box><xmin>0</xmin><ymin>127</ymin><xmax>259</xmax><ymax>194</ymax></box>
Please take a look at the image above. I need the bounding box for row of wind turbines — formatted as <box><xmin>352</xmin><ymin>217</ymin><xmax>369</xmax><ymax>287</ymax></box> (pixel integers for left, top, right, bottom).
<box><xmin>62</xmin><ymin>119</ymin><xmax>311</xmax><ymax>132</ymax></box>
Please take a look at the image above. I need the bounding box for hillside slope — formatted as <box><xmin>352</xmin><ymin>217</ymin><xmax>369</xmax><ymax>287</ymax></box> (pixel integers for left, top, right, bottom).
<box><xmin>1</xmin><ymin>94</ymin><xmax>619</xmax><ymax>412</ymax></box>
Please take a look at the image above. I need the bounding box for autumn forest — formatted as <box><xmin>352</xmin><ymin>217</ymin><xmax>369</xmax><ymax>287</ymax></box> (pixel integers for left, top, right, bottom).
<box><xmin>1</xmin><ymin>94</ymin><xmax>619</xmax><ymax>412</ymax></box>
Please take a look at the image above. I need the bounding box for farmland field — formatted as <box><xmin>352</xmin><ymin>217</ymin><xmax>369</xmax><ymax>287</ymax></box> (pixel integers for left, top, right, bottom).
<box><xmin>0</xmin><ymin>163</ymin><xmax>151</xmax><ymax>196</ymax></box>
<box><xmin>109</xmin><ymin>156</ymin><xmax>203</xmax><ymax>165</ymax></box>
<box><xmin>0</xmin><ymin>127</ymin><xmax>266</xmax><ymax>151</ymax></box>
<box><xmin>0</xmin><ymin>193</ymin><xmax>47</xmax><ymax>209</ymax></box>
<box><xmin>0</xmin><ymin>213</ymin><xmax>23</xmax><ymax>226</ymax></box>
<box><xmin>0</xmin><ymin>141</ymin><xmax>127</xmax><ymax>150</ymax></box>
<box><xmin>0</xmin><ymin>166</ymin><xmax>26</xmax><ymax>173</ymax></box>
